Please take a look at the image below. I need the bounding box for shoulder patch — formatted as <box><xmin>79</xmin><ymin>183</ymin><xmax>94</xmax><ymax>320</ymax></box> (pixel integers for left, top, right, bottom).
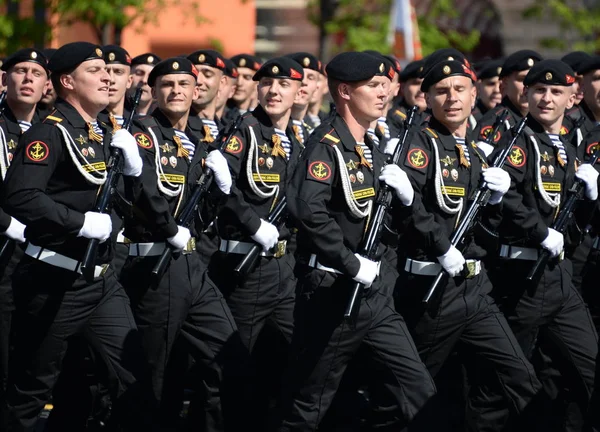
<box><xmin>307</xmin><ymin>160</ymin><xmax>333</xmax><ymax>183</ymax></box>
<box><xmin>479</xmin><ymin>125</ymin><xmax>501</xmax><ymax>143</ymax></box>
<box><xmin>586</xmin><ymin>142</ymin><xmax>600</xmax><ymax>162</ymax></box>
<box><xmin>134</xmin><ymin>132</ymin><xmax>153</xmax><ymax>149</ymax></box>
<box><xmin>507</xmin><ymin>145</ymin><xmax>526</xmax><ymax>168</ymax></box>
<box><xmin>407</xmin><ymin>148</ymin><xmax>429</xmax><ymax>169</ymax></box>
<box><xmin>423</xmin><ymin>128</ymin><xmax>438</xmax><ymax>139</ymax></box>
<box><xmin>224</xmin><ymin>135</ymin><xmax>244</xmax><ymax>155</ymax></box>
<box><xmin>559</xmin><ymin>125</ymin><xmax>569</xmax><ymax>135</ymax></box>
<box><xmin>25</xmin><ymin>141</ymin><xmax>49</xmax><ymax>163</ymax></box>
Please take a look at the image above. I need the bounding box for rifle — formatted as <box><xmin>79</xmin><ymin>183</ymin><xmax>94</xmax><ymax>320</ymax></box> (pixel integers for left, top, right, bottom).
<box><xmin>80</xmin><ymin>85</ymin><xmax>143</xmax><ymax>283</ymax></box>
<box><xmin>233</xmin><ymin>196</ymin><xmax>287</xmax><ymax>277</ymax></box>
<box><xmin>151</xmin><ymin>115</ymin><xmax>244</xmax><ymax>281</ymax></box>
<box><xmin>484</xmin><ymin>109</ymin><xmax>509</xmax><ymax>147</ymax></box>
<box><xmin>526</xmin><ymin>142</ymin><xmax>600</xmax><ymax>284</ymax></box>
<box><xmin>422</xmin><ymin>114</ymin><xmax>528</xmax><ymax>305</ymax></box>
<box><xmin>344</xmin><ymin>106</ymin><xmax>419</xmax><ymax>323</ymax></box>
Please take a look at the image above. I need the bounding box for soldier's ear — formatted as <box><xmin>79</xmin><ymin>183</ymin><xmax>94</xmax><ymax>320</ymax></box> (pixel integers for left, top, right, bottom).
<box><xmin>1</xmin><ymin>71</ymin><xmax>6</xmax><ymax>88</ymax></box>
<box><xmin>470</xmin><ymin>83</ymin><xmax>477</xmax><ymax>108</ymax></box>
<box><xmin>566</xmin><ymin>89</ymin><xmax>576</xmax><ymax>110</ymax></box>
<box><xmin>59</xmin><ymin>73</ymin><xmax>75</xmax><ymax>91</ymax></box>
<box><xmin>338</xmin><ymin>82</ymin><xmax>351</xmax><ymax>101</ymax></box>
<box><xmin>126</xmin><ymin>73</ymin><xmax>133</xmax><ymax>90</ymax></box>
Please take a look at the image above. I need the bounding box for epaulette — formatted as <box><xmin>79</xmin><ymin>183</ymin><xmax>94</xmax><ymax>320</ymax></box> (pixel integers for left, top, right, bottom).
<box><xmin>423</xmin><ymin>127</ymin><xmax>438</xmax><ymax>138</ymax></box>
<box><xmin>394</xmin><ymin>109</ymin><xmax>407</xmax><ymax>120</ymax></box>
<box><xmin>320</xmin><ymin>129</ymin><xmax>340</xmax><ymax>145</ymax></box>
<box><xmin>43</xmin><ymin>110</ymin><xmax>64</xmax><ymax>125</ymax></box>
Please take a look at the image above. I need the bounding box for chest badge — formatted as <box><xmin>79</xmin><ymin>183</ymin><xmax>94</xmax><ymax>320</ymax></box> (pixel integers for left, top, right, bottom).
<box><xmin>7</xmin><ymin>139</ymin><xmax>16</xmax><ymax>150</ymax></box>
<box><xmin>440</xmin><ymin>155</ymin><xmax>456</xmax><ymax>167</ymax></box>
<box><xmin>541</xmin><ymin>151</ymin><xmax>553</xmax><ymax>162</ymax></box>
<box><xmin>160</xmin><ymin>143</ymin><xmax>174</xmax><ymax>153</ymax></box>
<box><xmin>451</xmin><ymin>168</ymin><xmax>459</xmax><ymax>181</ymax></box>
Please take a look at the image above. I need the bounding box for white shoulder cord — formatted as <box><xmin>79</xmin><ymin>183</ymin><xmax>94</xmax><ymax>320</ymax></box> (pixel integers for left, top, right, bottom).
<box><xmin>429</xmin><ymin>137</ymin><xmax>463</xmax><ymax>217</ymax></box>
<box><xmin>0</xmin><ymin>127</ymin><xmax>9</xmax><ymax>180</ymax></box>
<box><xmin>55</xmin><ymin>123</ymin><xmax>106</xmax><ymax>185</ymax></box>
<box><xmin>529</xmin><ymin>134</ymin><xmax>560</xmax><ymax>208</ymax></box>
<box><xmin>246</xmin><ymin>126</ymin><xmax>278</xmax><ymax>199</ymax></box>
<box><xmin>331</xmin><ymin>145</ymin><xmax>372</xmax><ymax>219</ymax></box>
<box><xmin>147</xmin><ymin>127</ymin><xmax>183</xmax><ymax>198</ymax></box>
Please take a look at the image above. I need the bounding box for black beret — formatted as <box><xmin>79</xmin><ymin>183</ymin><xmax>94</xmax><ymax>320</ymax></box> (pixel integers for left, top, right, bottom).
<box><xmin>223</xmin><ymin>58</ymin><xmax>239</xmax><ymax>79</ymax></box>
<box><xmin>399</xmin><ymin>59</ymin><xmax>424</xmax><ymax>82</ymax></box>
<box><xmin>103</xmin><ymin>45</ymin><xmax>131</xmax><ymax>66</ymax></box>
<box><xmin>420</xmin><ymin>48</ymin><xmax>467</xmax><ymax>78</ymax></box>
<box><xmin>231</xmin><ymin>54</ymin><xmax>261</xmax><ymax>71</ymax></box>
<box><xmin>561</xmin><ymin>51</ymin><xmax>591</xmax><ymax>74</ymax></box>
<box><xmin>42</xmin><ymin>48</ymin><xmax>57</xmax><ymax>61</ymax></box>
<box><xmin>385</xmin><ymin>55</ymin><xmax>402</xmax><ymax>74</ymax></box>
<box><xmin>326</xmin><ymin>51</ymin><xmax>394</xmax><ymax>82</ymax></box>
<box><xmin>523</xmin><ymin>59</ymin><xmax>575</xmax><ymax>87</ymax></box>
<box><xmin>1</xmin><ymin>48</ymin><xmax>48</xmax><ymax>73</ymax></box>
<box><xmin>49</xmin><ymin>42</ymin><xmax>104</xmax><ymax>73</ymax></box>
<box><xmin>475</xmin><ymin>59</ymin><xmax>503</xmax><ymax>80</ymax></box>
<box><xmin>421</xmin><ymin>59</ymin><xmax>475</xmax><ymax>92</ymax></box>
<box><xmin>131</xmin><ymin>53</ymin><xmax>161</xmax><ymax>67</ymax></box>
<box><xmin>284</xmin><ymin>52</ymin><xmax>320</xmax><ymax>71</ymax></box>
<box><xmin>576</xmin><ymin>55</ymin><xmax>600</xmax><ymax>75</ymax></box>
<box><xmin>187</xmin><ymin>49</ymin><xmax>226</xmax><ymax>71</ymax></box>
<box><xmin>148</xmin><ymin>57</ymin><xmax>199</xmax><ymax>87</ymax></box>
<box><xmin>253</xmin><ymin>57</ymin><xmax>304</xmax><ymax>81</ymax></box>
<box><xmin>499</xmin><ymin>50</ymin><xmax>543</xmax><ymax>77</ymax></box>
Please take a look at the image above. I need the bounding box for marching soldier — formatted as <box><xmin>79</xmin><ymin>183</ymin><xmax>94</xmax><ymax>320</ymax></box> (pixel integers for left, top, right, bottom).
<box><xmin>209</xmin><ymin>56</ymin><xmax>303</xmax><ymax>428</ymax></box>
<box><xmin>386</xmin><ymin>59</ymin><xmax>427</xmax><ymax>137</ymax></box>
<box><xmin>216</xmin><ymin>58</ymin><xmax>239</xmax><ymax>127</ymax></box>
<box><xmin>1</xmin><ymin>41</ymin><xmax>157</xmax><ymax>432</ymax></box>
<box><xmin>0</xmin><ymin>47</ymin><xmax>49</xmax><ymax>429</ymax></box>
<box><xmin>472</xmin><ymin>58</ymin><xmax>503</xmax><ymax>121</ymax></box>
<box><xmin>275</xmin><ymin>51</ymin><xmax>436</xmax><ymax>432</ymax></box>
<box><xmin>284</xmin><ymin>52</ymin><xmax>321</xmax><ymax>146</ymax></box>
<box><xmin>304</xmin><ymin>62</ymin><xmax>329</xmax><ymax>129</ymax></box>
<box><xmin>37</xmin><ymin>48</ymin><xmax>57</xmax><ymax>117</ymax></box>
<box><xmin>561</xmin><ymin>51</ymin><xmax>590</xmax><ymax>117</ymax></box>
<box><xmin>128</xmin><ymin>52</ymin><xmax>161</xmax><ymax>116</ymax></box>
<box><xmin>223</xmin><ymin>54</ymin><xmax>261</xmax><ymax>126</ymax></box>
<box><xmin>486</xmin><ymin>59</ymin><xmax>598</xmax><ymax>431</ymax></box>
<box><xmin>474</xmin><ymin>50</ymin><xmax>543</xmax><ymax>157</ymax></box>
<box><xmin>120</xmin><ymin>57</ymin><xmax>247</xmax><ymax>431</ymax></box>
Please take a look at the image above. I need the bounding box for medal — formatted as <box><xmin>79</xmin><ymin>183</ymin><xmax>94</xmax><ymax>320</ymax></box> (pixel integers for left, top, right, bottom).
<box><xmin>266</xmin><ymin>157</ymin><xmax>274</xmax><ymax>169</ymax></box>
<box><xmin>451</xmin><ymin>169</ymin><xmax>458</xmax><ymax>181</ymax></box>
<box><xmin>88</xmin><ymin>147</ymin><xmax>95</xmax><ymax>158</ymax></box>
<box><xmin>350</xmin><ymin>174</ymin><xmax>356</xmax><ymax>183</ymax></box>
<box><xmin>258</xmin><ymin>157</ymin><xmax>265</xmax><ymax>166</ymax></box>
<box><xmin>169</xmin><ymin>155</ymin><xmax>177</xmax><ymax>168</ymax></box>
<box><xmin>540</xmin><ymin>165</ymin><xmax>547</xmax><ymax>175</ymax></box>
<box><xmin>161</xmin><ymin>156</ymin><xmax>168</xmax><ymax>166</ymax></box>
<box><xmin>442</xmin><ymin>168</ymin><xmax>449</xmax><ymax>178</ymax></box>
<box><xmin>356</xmin><ymin>171</ymin><xmax>365</xmax><ymax>183</ymax></box>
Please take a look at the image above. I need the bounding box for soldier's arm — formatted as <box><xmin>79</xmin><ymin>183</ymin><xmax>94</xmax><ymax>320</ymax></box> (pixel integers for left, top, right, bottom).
<box><xmin>2</xmin><ymin>125</ymin><xmax>85</xmax><ymax>235</ymax></box>
<box><xmin>287</xmin><ymin>141</ymin><xmax>361</xmax><ymax>277</ymax></box>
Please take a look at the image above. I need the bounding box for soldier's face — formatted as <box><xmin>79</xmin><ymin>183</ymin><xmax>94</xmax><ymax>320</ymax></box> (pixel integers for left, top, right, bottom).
<box><xmin>152</xmin><ymin>73</ymin><xmax>199</xmax><ymax>116</ymax></box>
<box><xmin>258</xmin><ymin>77</ymin><xmax>300</xmax><ymax>118</ymax></box>
<box><xmin>105</xmin><ymin>64</ymin><xmax>132</xmax><ymax>107</ymax></box>
<box><xmin>294</xmin><ymin>69</ymin><xmax>319</xmax><ymax>108</ymax></box>
<box><xmin>427</xmin><ymin>75</ymin><xmax>476</xmax><ymax>127</ymax></box>
<box><xmin>40</xmin><ymin>79</ymin><xmax>56</xmax><ymax>106</ymax></box>
<box><xmin>401</xmin><ymin>78</ymin><xmax>426</xmax><ymax>111</ymax></box>
<box><xmin>582</xmin><ymin>70</ymin><xmax>600</xmax><ymax>112</ymax></box>
<box><xmin>4</xmin><ymin>61</ymin><xmax>49</xmax><ymax>106</ymax></box>
<box><xmin>501</xmin><ymin>70</ymin><xmax>529</xmax><ymax>114</ymax></box>
<box><xmin>310</xmin><ymin>73</ymin><xmax>328</xmax><ymax>104</ymax></box>
<box><xmin>66</xmin><ymin>59</ymin><xmax>110</xmax><ymax>110</ymax></box>
<box><xmin>233</xmin><ymin>67</ymin><xmax>257</xmax><ymax>103</ymax></box>
<box><xmin>193</xmin><ymin>65</ymin><xmax>223</xmax><ymax>109</ymax></box>
<box><xmin>526</xmin><ymin>84</ymin><xmax>575</xmax><ymax>128</ymax></box>
<box><xmin>389</xmin><ymin>73</ymin><xmax>400</xmax><ymax>104</ymax></box>
<box><xmin>216</xmin><ymin>76</ymin><xmax>237</xmax><ymax>112</ymax></box>
<box><xmin>342</xmin><ymin>76</ymin><xmax>389</xmax><ymax>123</ymax></box>
<box><xmin>573</xmin><ymin>74</ymin><xmax>584</xmax><ymax>105</ymax></box>
<box><xmin>476</xmin><ymin>76</ymin><xmax>502</xmax><ymax>110</ymax></box>
<box><xmin>130</xmin><ymin>64</ymin><xmax>153</xmax><ymax>103</ymax></box>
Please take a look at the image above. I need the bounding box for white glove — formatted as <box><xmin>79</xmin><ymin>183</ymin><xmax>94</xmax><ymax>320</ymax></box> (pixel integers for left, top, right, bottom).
<box><xmin>353</xmin><ymin>254</ymin><xmax>378</xmax><ymax>287</ymax></box>
<box><xmin>2</xmin><ymin>217</ymin><xmax>25</xmax><ymax>243</ymax></box>
<box><xmin>251</xmin><ymin>219</ymin><xmax>279</xmax><ymax>252</ymax></box>
<box><xmin>205</xmin><ymin>151</ymin><xmax>232</xmax><ymax>194</ymax></box>
<box><xmin>541</xmin><ymin>228</ymin><xmax>564</xmax><ymax>258</ymax></box>
<box><xmin>436</xmin><ymin>245</ymin><xmax>466</xmax><ymax>277</ymax></box>
<box><xmin>476</xmin><ymin>141</ymin><xmax>494</xmax><ymax>158</ymax></box>
<box><xmin>78</xmin><ymin>212</ymin><xmax>112</xmax><ymax>243</ymax></box>
<box><xmin>379</xmin><ymin>164</ymin><xmax>414</xmax><ymax>206</ymax></box>
<box><xmin>383</xmin><ymin>138</ymin><xmax>400</xmax><ymax>155</ymax></box>
<box><xmin>110</xmin><ymin>129</ymin><xmax>143</xmax><ymax>177</ymax></box>
<box><xmin>575</xmin><ymin>164</ymin><xmax>599</xmax><ymax>200</ymax></box>
<box><xmin>167</xmin><ymin>226</ymin><xmax>191</xmax><ymax>251</ymax></box>
<box><xmin>483</xmin><ymin>167</ymin><xmax>511</xmax><ymax>205</ymax></box>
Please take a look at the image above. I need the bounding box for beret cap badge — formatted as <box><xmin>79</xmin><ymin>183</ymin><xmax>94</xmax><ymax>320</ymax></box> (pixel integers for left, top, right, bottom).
<box><xmin>199</xmin><ymin>54</ymin><xmax>205</xmax><ymax>63</ymax></box>
<box><xmin>527</xmin><ymin>58</ymin><xmax>534</xmax><ymax>67</ymax></box>
<box><xmin>147</xmin><ymin>55</ymin><xmax>154</xmax><ymax>63</ymax></box>
<box><xmin>239</xmin><ymin>58</ymin><xmax>246</xmax><ymax>67</ymax></box>
<box><xmin>96</xmin><ymin>48</ymin><xmax>102</xmax><ymax>57</ymax></box>
<box><xmin>172</xmin><ymin>61</ymin><xmax>179</xmax><ymax>70</ymax></box>
<box><xmin>443</xmin><ymin>65</ymin><xmax>451</xmax><ymax>74</ymax></box>
<box><xmin>303</xmin><ymin>57</ymin><xmax>310</xmax><ymax>67</ymax></box>
<box><xmin>272</xmin><ymin>65</ymin><xmax>279</xmax><ymax>74</ymax></box>
<box><xmin>545</xmin><ymin>72</ymin><xmax>553</xmax><ymax>80</ymax></box>
<box><xmin>379</xmin><ymin>63</ymin><xmax>385</xmax><ymax>73</ymax></box>
<box><xmin>108</xmin><ymin>52</ymin><xmax>115</xmax><ymax>61</ymax></box>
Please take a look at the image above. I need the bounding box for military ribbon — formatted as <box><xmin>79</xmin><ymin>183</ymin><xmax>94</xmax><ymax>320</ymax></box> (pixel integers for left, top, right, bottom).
<box><xmin>86</xmin><ymin>122</ymin><xmax>104</xmax><ymax>143</ymax></box>
<box><xmin>271</xmin><ymin>134</ymin><xmax>287</xmax><ymax>158</ymax></box>
<box><xmin>354</xmin><ymin>145</ymin><xmax>372</xmax><ymax>170</ymax></box>
<box><xmin>202</xmin><ymin>125</ymin><xmax>215</xmax><ymax>143</ymax></box>
<box><xmin>173</xmin><ymin>135</ymin><xmax>190</xmax><ymax>159</ymax></box>
<box><xmin>456</xmin><ymin>144</ymin><xmax>470</xmax><ymax>168</ymax></box>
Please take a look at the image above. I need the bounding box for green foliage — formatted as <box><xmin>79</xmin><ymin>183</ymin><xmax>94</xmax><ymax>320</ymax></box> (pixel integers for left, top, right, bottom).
<box><xmin>522</xmin><ymin>0</ymin><xmax>600</xmax><ymax>52</ymax></box>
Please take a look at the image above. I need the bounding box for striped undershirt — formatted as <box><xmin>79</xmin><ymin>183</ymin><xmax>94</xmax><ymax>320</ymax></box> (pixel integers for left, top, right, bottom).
<box><xmin>174</xmin><ymin>129</ymin><xmax>195</xmax><ymax>160</ymax></box>
<box><xmin>308</xmin><ymin>114</ymin><xmax>321</xmax><ymax>127</ymax></box>
<box><xmin>356</xmin><ymin>142</ymin><xmax>373</xmax><ymax>165</ymax></box>
<box><xmin>90</xmin><ymin>121</ymin><xmax>104</xmax><ymax>137</ymax></box>
<box><xmin>454</xmin><ymin>136</ymin><xmax>470</xmax><ymax>164</ymax></box>
<box><xmin>292</xmin><ymin>120</ymin><xmax>305</xmax><ymax>143</ymax></box>
<box><xmin>367</xmin><ymin>128</ymin><xmax>379</xmax><ymax>146</ymax></box>
<box><xmin>17</xmin><ymin>120</ymin><xmax>32</xmax><ymax>133</ymax></box>
<box><xmin>274</xmin><ymin>128</ymin><xmax>291</xmax><ymax>160</ymax></box>
<box><xmin>114</xmin><ymin>115</ymin><xmax>124</xmax><ymax>127</ymax></box>
<box><xmin>377</xmin><ymin>117</ymin><xmax>391</xmax><ymax>140</ymax></box>
<box><xmin>202</xmin><ymin>118</ymin><xmax>220</xmax><ymax>140</ymax></box>
<box><xmin>547</xmin><ymin>133</ymin><xmax>567</xmax><ymax>164</ymax></box>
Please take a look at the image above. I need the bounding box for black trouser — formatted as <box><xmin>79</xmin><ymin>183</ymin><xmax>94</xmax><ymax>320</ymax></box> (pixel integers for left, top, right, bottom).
<box><xmin>394</xmin><ymin>265</ymin><xmax>541</xmax><ymax>432</ymax></box>
<box><xmin>120</xmin><ymin>249</ymin><xmax>248</xmax><ymax>432</ymax></box>
<box><xmin>486</xmin><ymin>258</ymin><xmax>598</xmax><ymax>432</ymax></box>
<box><xmin>6</xmin><ymin>255</ymin><xmax>156</xmax><ymax>432</ymax></box>
<box><xmin>209</xmin><ymin>250</ymin><xmax>296</xmax><ymax>429</ymax></box>
<box><xmin>582</xmin><ymin>245</ymin><xmax>600</xmax><ymax>331</ymax></box>
<box><xmin>275</xmin><ymin>265</ymin><xmax>436</xmax><ymax>432</ymax></box>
